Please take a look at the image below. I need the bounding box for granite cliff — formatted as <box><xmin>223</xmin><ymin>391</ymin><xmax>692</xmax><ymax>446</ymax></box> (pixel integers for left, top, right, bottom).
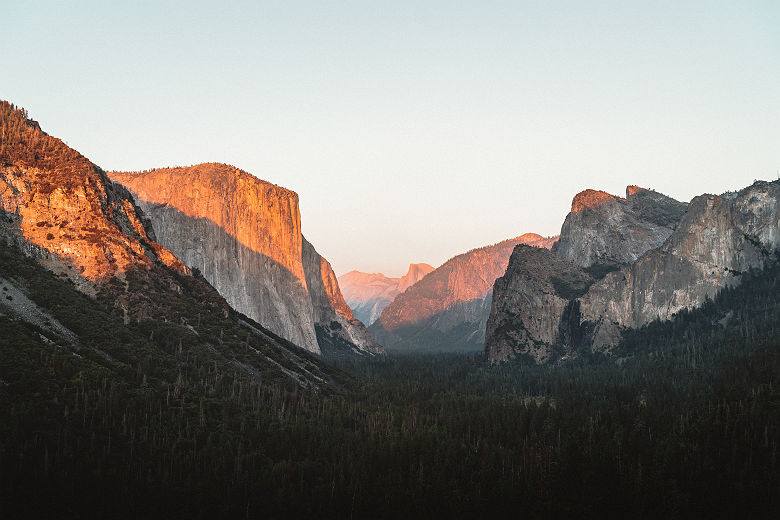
<box><xmin>552</xmin><ymin>186</ymin><xmax>687</xmax><ymax>268</ymax></box>
<box><xmin>485</xmin><ymin>181</ymin><xmax>779</xmax><ymax>363</ymax></box>
<box><xmin>303</xmin><ymin>238</ymin><xmax>385</xmax><ymax>357</ymax></box>
<box><xmin>338</xmin><ymin>263</ymin><xmax>434</xmax><ymax>325</ymax></box>
<box><xmin>485</xmin><ymin>245</ymin><xmax>592</xmax><ymax>363</ymax></box>
<box><xmin>109</xmin><ymin>164</ymin><xmax>382</xmax><ymax>357</ymax></box>
<box><xmin>579</xmin><ymin>182</ymin><xmax>779</xmax><ymax>351</ymax></box>
<box><xmin>371</xmin><ymin>233</ymin><xmax>557</xmax><ymax>353</ymax></box>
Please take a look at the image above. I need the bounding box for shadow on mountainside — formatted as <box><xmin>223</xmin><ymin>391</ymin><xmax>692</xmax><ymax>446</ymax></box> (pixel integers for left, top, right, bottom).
<box><xmin>369</xmin><ymin>295</ymin><xmax>493</xmax><ymax>354</ymax></box>
<box><xmin>127</xmin><ymin>198</ymin><xmax>319</xmax><ymax>352</ymax></box>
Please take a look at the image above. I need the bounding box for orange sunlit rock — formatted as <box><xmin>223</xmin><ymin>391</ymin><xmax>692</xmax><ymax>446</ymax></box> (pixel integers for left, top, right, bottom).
<box><xmin>0</xmin><ymin>102</ymin><xmax>186</xmax><ymax>288</ymax></box>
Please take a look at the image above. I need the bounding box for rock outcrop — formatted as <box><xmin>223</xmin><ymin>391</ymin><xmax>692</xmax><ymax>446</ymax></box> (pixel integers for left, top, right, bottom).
<box><xmin>579</xmin><ymin>182</ymin><xmax>779</xmax><ymax>351</ymax></box>
<box><xmin>485</xmin><ymin>181</ymin><xmax>780</xmax><ymax>363</ymax></box>
<box><xmin>398</xmin><ymin>263</ymin><xmax>435</xmax><ymax>292</ymax></box>
<box><xmin>109</xmin><ymin>164</ymin><xmax>382</xmax><ymax>357</ymax></box>
<box><xmin>0</xmin><ymin>101</ymin><xmax>186</xmax><ymax>295</ymax></box>
<box><xmin>338</xmin><ymin>263</ymin><xmax>434</xmax><ymax>326</ymax></box>
<box><xmin>552</xmin><ymin>186</ymin><xmax>687</xmax><ymax>268</ymax></box>
<box><xmin>485</xmin><ymin>245</ymin><xmax>592</xmax><ymax>363</ymax></box>
<box><xmin>371</xmin><ymin>233</ymin><xmax>558</xmax><ymax>354</ymax></box>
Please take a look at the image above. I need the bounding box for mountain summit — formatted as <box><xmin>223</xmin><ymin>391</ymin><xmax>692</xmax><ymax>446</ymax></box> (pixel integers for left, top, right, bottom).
<box><xmin>552</xmin><ymin>186</ymin><xmax>688</xmax><ymax>268</ymax></box>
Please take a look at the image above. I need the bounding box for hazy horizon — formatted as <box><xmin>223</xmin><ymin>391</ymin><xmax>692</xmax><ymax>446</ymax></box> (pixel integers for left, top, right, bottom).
<box><xmin>4</xmin><ymin>1</ymin><xmax>778</xmax><ymax>277</ymax></box>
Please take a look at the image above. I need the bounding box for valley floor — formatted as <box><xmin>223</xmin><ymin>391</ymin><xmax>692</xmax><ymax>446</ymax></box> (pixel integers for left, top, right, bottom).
<box><xmin>2</xmin><ymin>261</ymin><xmax>779</xmax><ymax>518</ymax></box>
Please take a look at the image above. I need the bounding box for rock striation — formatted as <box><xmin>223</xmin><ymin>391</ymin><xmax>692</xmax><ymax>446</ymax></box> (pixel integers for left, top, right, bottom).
<box><xmin>485</xmin><ymin>181</ymin><xmax>780</xmax><ymax>363</ymax></box>
<box><xmin>371</xmin><ymin>233</ymin><xmax>558</xmax><ymax>354</ymax></box>
<box><xmin>338</xmin><ymin>263</ymin><xmax>434</xmax><ymax>326</ymax></box>
<box><xmin>109</xmin><ymin>164</ymin><xmax>382</xmax><ymax>357</ymax></box>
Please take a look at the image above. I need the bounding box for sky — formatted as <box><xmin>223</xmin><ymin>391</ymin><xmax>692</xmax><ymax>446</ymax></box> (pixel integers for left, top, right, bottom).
<box><xmin>3</xmin><ymin>1</ymin><xmax>779</xmax><ymax>277</ymax></box>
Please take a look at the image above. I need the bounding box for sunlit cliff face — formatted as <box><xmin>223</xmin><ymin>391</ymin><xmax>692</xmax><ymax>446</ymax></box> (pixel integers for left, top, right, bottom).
<box><xmin>108</xmin><ymin>162</ymin><xmax>382</xmax><ymax>355</ymax></box>
<box><xmin>318</xmin><ymin>254</ymin><xmax>354</xmax><ymax>320</ymax></box>
<box><xmin>0</xmin><ymin>103</ymin><xmax>185</xmax><ymax>288</ymax></box>
<box><xmin>110</xmin><ymin>164</ymin><xmax>307</xmax><ymax>290</ymax></box>
<box><xmin>570</xmin><ymin>189</ymin><xmax>620</xmax><ymax>213</ymax></box>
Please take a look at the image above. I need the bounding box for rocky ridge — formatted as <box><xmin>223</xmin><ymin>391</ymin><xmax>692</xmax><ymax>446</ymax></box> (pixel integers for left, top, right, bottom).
<box><xmin>552</xmin><ymin>186</ymin><xmax>687</xmax><ymax>268</ymax></box>
<box><xmin>485</xmin><ymin>181</ymin><xmax>779</xmax><ymax>363</ymax></box>
<box><xmin>579</xmin><ymin>182</ymin><xmax>779</xmax><ymax>350</ymax></box>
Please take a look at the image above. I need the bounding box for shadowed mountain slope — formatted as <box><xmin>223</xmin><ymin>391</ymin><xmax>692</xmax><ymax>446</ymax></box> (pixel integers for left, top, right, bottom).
<box><xmin>370</xmin><ymin>233</ymin><xmax>557</xmax><ymax>353</ymax></box>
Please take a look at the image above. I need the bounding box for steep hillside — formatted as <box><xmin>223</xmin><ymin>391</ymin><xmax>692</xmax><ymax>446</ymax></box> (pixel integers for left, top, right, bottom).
<box><xmin>0</xmin><ymin>101</ymin><xmax>186</xmax><ymax>293</ymax></box>
<box><xmin>371</xmin><ymin>233</ymin><xmax>557</xmax><ymax>353</ymax></box>
<box><xmin>0</xmin><ymin>100</ymin><xmax>344</xmax><ymax>384</ymax></box>
<box><xmin>109</xmin><ymin>165</ymin><xmax>382</xmax><ymax>358</ymax></box>
<box><xmin>338</xmin><ymin>263</ymin><xmax>434</xmax><ymax>325</ymax></box>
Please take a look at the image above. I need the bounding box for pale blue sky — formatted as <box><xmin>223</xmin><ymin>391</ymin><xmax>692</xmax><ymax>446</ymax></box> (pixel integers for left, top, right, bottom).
<box><xmin>3</xmin><ymin>1</ymin><xmax>779</xmax><ymax>276</ymax></box>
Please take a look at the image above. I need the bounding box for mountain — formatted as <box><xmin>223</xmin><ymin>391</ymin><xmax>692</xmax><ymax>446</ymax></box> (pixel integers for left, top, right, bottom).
<box><xmin>370</xmin><ymin>233</ymin><xmax>557</xmax><ymax>354</ymax></box>
<box><xmin>109</xmin><ymin>165</ymin><xmax>383</xmax><ymax>358</ymax></box>
<box><xmin>397</xmin><ymin>262</ymin><xmax>435</xmax><ymax>292</ymax></box>
<box><xmin>485</xmin><ymin>245</ymin><xmax>593</xmax><ymax>363</ymax></box>
<box><xmin>578</xmin><ymin>182</ymin><xmax>779</xmax><ymax>350</ymax></box>
<box><xmin>0</xmin><ymin>99</ymin><xmax>346</xmax><ymax>393</ymax></box>
<box><xmin>552</xmin><ymin>185</ymin><xmax>688</xmax><ymax>268</ymax></box>
<box><xmin>338</xmin><ymin>263</ymin><xmax>434</xmax><ymax>325</ymax></box>
<box><xmin>485</xmin><ymin>182</ymin><xmax>779</xmax><ymax>363</ymax></box>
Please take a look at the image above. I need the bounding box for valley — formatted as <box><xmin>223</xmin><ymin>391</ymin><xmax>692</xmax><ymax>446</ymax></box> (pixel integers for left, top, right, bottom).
<box><xmin>1</xmin><ymin>100</ymin><xmax>778</xmax><ymax>518</ymax></box>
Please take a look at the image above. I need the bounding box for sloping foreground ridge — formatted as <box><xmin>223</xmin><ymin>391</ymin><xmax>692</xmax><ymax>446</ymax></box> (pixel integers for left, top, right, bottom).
<box><xmin>0</xmin><ymin>99</ymin><xmax>352</xmax><ymax>383</ymax></box>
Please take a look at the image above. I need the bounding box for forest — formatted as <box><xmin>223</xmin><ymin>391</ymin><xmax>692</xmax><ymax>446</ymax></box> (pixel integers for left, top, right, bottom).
<box><xmin>1</xmin><ymin>242</ymin><xmax>778</xmax><ymax>518</ymax></box>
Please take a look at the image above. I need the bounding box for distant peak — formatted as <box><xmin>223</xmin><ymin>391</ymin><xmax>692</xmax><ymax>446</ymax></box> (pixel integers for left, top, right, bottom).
<box><xmin>398</xmin><ymin>262</ymin><xmax>434</xmax><ymax>292</ymax></box>
<box><xmin>571</xmin><ymin>189</ymin><xmax>619</xmax><ymax>212</ymax></box>
<box><xmin>626</xmin><ymin>185</ymin><xmax>647</xmax><ymax>197</ymax></box>
<box><xmin>406</xmin><ymin>263</ymin><xmax>434</xmax><ymax>274</ymax></box>
<box><xmin>518</xmin><ymin>232</ymin><xmax>543</xmax><ymax>240</ymax></box>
